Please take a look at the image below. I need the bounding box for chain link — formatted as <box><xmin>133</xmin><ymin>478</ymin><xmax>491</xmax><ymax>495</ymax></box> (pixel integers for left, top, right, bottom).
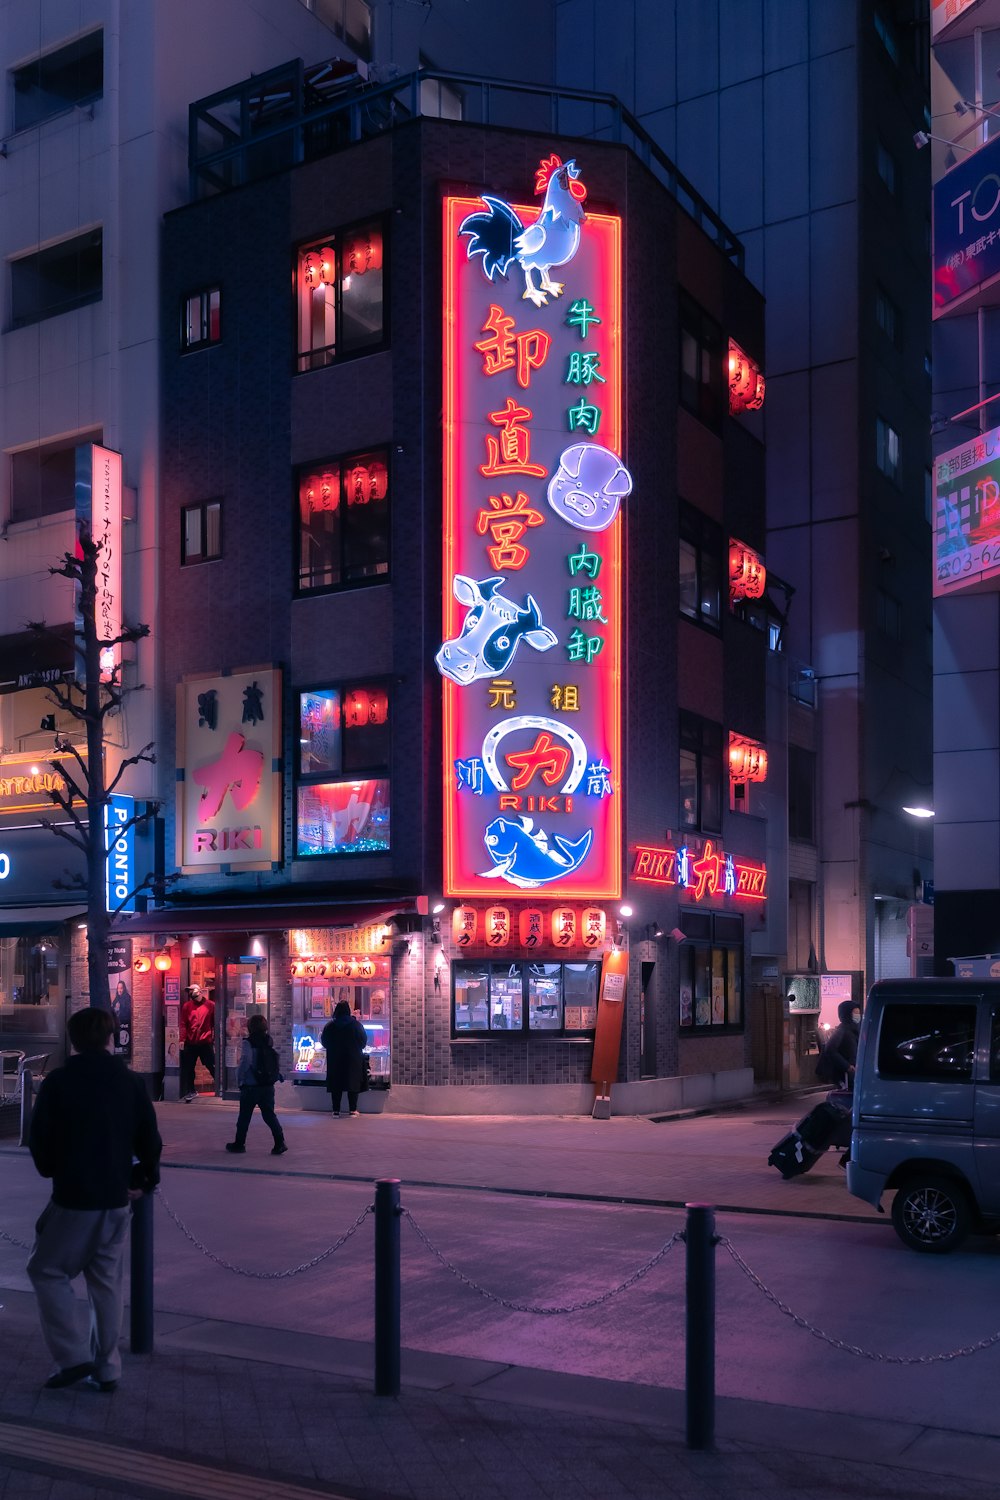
<box><xmin>157</xmin><ymin>1190</ymin><xmax>372</xmax><ymax>1279</ymax></box>
<box><xmin>403</xmin><ymin>1208</ymin><xmax>683</xmax><ymax>1314</ymax></box>
<box><xmin>721</xmin><ymin>1235</ymin><xmax>1000</xmax><ymax>1364</ymax></box>
<box><xmin>0</xmin><ymin>1226</ymin><xmax>30</xmax><ymax>1251</ymax></box>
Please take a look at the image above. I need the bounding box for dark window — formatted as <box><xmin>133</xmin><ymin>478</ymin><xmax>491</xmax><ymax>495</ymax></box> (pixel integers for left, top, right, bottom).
<box><xmin>12</xmin><ymin>30</ymin><xmax>103</xmax><ymax>132</ymax></box>
<box><xmin>877</xmin><ymin>1003</ymin><xmax>977</xmax><ymax>1081</ymax></box>
<box><xmin>181</xmin><ymin>288</ymin><xmax>221</xmax><ymax>350</ymax></box>
<box><xmin>181</xmin><ymin>501</ymin><xmax>222</xmax><ymax>564</ymax></box>
<box><xmin>303</xmin><ymin>0</ymin><xmax>373</xmax><ymax>60</ymax></box>
<box><xmin>787</xmin><ymin>879</ymin><xmax>814</xmax><ymax>971</ymax></box>
<box><xmin>877</xmin><ymin>588</ymin><xmax>902</xmax><ymax>641</ymax></box>
<box><xmin>876</xmin><ymin>285</ymin><xmax>900</xmax><ymax>346</ymax></box>
<box><xmin>452</xmin><ymin>961</ymin><xmax>598</xmax><ymax>1036</ymax></box>
<box><xmin>679</xmin><ymin>502</ymin><xmax>722</xmax><ymax>628</ymax></box>
<box><xmin>10</xmin><ymin>229</ymin><xmax>102</xmax><ymax>328</ymax></box>
<box><xmin>679</xmin><ymin>711</ymin><xmax>723</xmax><ymax>833</ymax></box>
<box><xmin>8</xmin><ymin>428</ymin><xmax>102</xmax><ymax>524</ymax></box>
<box><xmin>296</xmin><ymin>220</ymin><xmax>384</xmax><ymax>372</ymax></box>
<box><xmin>296</xmin><ymin>683</ymin><xmax>390</xmax><ymax>856</ymax></box>
<box><xmin>788</xmin><ymin>746</ymin><xmax>816</xmax><ymax>843</ymax></box>
<box><xmin>876</xmin><ymin>416</ymin><xmax>901</xmax><ymax>483</ymax></box>
<box><xmin>678</xmin><ymin>911</ymin><xmax>743</xmax><ymax>1031</ymax></box>
<box><xmin>990</xmin><ymin>1009</ymin><xmax>1000</xmax><ymax>1081</ymax></box>
<box><xmin>296</xmin><ymin>447</ymin><xmax>389</xmax><ymax>592</ymax></box>
<box><xmin>679</xmin><ymin>292</ymin><xmax>725</xmax><ymax>430</ymax></box>
<box><xmin>877</xmin><ymin>139</ymin><xmax>896</xmax><ymax>194</ymax></box>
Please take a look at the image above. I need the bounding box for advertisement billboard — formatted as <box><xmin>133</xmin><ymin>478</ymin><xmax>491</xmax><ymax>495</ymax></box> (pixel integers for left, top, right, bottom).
<box><xmin>934</xmin><ymin>422</ymin><xmax>1000</xmax><ymax>596</ymax></box>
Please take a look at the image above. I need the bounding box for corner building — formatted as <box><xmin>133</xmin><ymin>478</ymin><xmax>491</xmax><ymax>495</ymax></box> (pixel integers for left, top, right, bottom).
<box><xmin>137</xmin><ymin>73</ymin><xmax>772</xmax><ymax>1113</ymax></box>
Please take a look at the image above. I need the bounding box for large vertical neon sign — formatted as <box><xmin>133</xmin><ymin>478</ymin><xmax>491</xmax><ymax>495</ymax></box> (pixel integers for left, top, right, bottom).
<box><xmin>441</xmin><ymin>158</ymin><xmax>627</xmax><ymax>899</ymax></box>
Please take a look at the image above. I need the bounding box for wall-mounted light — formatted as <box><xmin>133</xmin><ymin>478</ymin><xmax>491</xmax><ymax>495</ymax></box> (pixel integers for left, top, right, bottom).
<box><xmin>619</xmin><ymin>904</ymin><xmax>633</xmax><ymax>919</ymax></box>
<box><xmin>645</xmin><ymin>921</ymin><xmax>664</xmax><ymax>941</ymax></box>
<box><xmin>432</xmin><ymin>901</ymin><xmax>446</xmax><ymax>915</ymax></box>
<box><xmin>192</xmin><ymin>939</ymin><xmax>203</xmax><ymax>955</ymax></box>
<box><xmin>902</xmin><ymin>805</ymin><xmax>934</xmax><ymax>819</ymax></box>
<box><xmin>154</xmin><ymin>952</ymin><xmax>173</xmax><ymax>973</ymax></box>
<box><xmin>251</xmin><ymin>937</ymin><xmax>265</xmax><ymax>957</ymax></box>
<box><xmin>133</xmin><ymin>955</ymin><xmax>152</xmax><ymax>974</ymax></box>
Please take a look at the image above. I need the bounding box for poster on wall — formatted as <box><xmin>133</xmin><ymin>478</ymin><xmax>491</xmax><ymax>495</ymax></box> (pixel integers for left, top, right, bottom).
<box><xmin>107</xmin><ymin>937</ymin><xmax>133</xmax><ymax>1061</ymax></box>
<box><xmin>934</xmin><ymin>422</ymin><xmax>1000</xmax><ymax>597</ymax></box>
<box><xmin>441</xmin><ymin>157</ymin><xmax>625</xmax><ymax>899</ymax></box>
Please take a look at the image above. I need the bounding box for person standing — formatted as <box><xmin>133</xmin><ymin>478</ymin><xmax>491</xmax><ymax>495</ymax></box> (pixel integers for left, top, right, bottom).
<box><xmin>225</xmin><ymin>1013</ymin><xmax>287</xmax><ymax>1156</ymax></box>
<box><xmin>818</xmin><ymin>1001</ymin><xmax>862</xmax><ymax>1089</ymax></box>
<box><xmin>27</xmin><ymin>1006</ymin><xmax>161</xmax><ymax>1393</ymax></box>
<box><xmin>179</xmin><ymin>983</ymin><xmax>216</xmax><ymax>1101</ymax></box>
<box><xmin>321</xmin><ymin>999</ymin><xmax>368</xmax><ymax>1117</ymax></box>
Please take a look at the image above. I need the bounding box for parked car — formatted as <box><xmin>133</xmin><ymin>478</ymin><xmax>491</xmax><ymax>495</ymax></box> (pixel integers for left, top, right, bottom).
<box><xmin>847</xmin><ymin>978</ymin><xmax>1000</xmax><ymax>1253</ymax></box>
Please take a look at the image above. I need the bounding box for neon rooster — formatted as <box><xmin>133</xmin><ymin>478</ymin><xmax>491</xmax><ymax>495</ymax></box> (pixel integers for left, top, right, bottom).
<box><xmin>459</xmin><ymin>154</ymin><xmax>587</xmax><ymax>307</ymax></box>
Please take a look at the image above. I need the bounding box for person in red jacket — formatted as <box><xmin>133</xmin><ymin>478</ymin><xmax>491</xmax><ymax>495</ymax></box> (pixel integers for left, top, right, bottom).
<box><xmin>179</xmin><ymin>984</ymin><xmax>216</xmax><ymax>1102</ymax></box>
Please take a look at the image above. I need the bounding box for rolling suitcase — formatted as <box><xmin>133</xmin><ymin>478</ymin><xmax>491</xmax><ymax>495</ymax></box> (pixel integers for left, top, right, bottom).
<box><xmin>768</xmin><ymin>1129</ymin><xmax>821</xmax><ymax>1179</ymax></box>
<box><xmin>796</xmin><ymin>1099</ymin><xmax>849</xmax><ymax>1154</ymax></box>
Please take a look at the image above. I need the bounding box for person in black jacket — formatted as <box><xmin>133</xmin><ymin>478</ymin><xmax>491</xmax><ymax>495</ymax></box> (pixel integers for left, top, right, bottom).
<box><xmin>27</xmin><ymin>1006</ymin><xmax>162</xmax><ymax>1394</ymax></box>
<box><xmin>321</xmin><ymin>999</ymin><xmax>368</xmax><ymax>1116</ymax></box>
<box><xmin>820</xmin><ymin>1000</ymin><xmax>862</xmax><ymax>1089</ymax></box>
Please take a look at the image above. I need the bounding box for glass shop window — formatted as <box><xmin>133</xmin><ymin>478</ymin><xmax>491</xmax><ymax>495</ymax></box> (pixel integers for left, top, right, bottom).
<box><xmin>181</xmin><ymin>287</ymin><xmax>221</xmax><ymax>351</ymax></box>
<box><xmin>296</xmin><ymin>681</ymin><xmax>390</xmax><ymax>856</ymax></box>
<box><xmin>678</xmin><ymin>913</ymin><xmax>743</xmax><ymax>1032</ymax></box>
<box><xmin>291</xmin><ymin>970</ymin><xmax>390</xmax><ymax>1080</ymax></box>
<box><xmin>452</xmin><ymin>961</ymin><xmax>598</xmax><ymax>1037</ymax></box>
<box><xmin>678</xmin><ymin>501</ymin><xmax>722</xmax><ymax>628</ymax></box>
<box><xmin>296</xmin><ymin>447</ymin><xmax>389</xmax><ymax>592</ymax></box>
<box><xmin>295</xmin><ymin>220</ymin><xmax>384</xmax><ymax>372</ymax></box>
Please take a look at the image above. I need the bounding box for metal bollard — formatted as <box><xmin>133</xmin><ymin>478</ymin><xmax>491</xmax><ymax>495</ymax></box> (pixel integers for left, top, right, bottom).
<box><xmin>130</xmin><ymin>1192</ymin><xmax>155</xmax><ymax>1354</ymax></box>
<box><xmin>18</xmin><ymin>1069</ymin><xmax>33</xmax><ymax>1147</ymax></box>
<box><xmin>373</xmin><ymin>1178</ymin><xmax>401</xmax><ymax>1397</ymax></box>
<box><xmin>684</xmin><ymin>1203</ymin><xmax>717</xmax><ymax>1451</ymax></box>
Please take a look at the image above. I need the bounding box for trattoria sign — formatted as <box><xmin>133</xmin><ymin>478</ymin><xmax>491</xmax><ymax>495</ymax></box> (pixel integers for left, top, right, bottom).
<box><xmin>441</xmin><ymin>155</ymin><xmax>627</xmax><ymax>900</ymax></box>
<box><xmin>631</xmin><ymin>840</ymin><xmax>767</xmax><ymax>903</ymax></box>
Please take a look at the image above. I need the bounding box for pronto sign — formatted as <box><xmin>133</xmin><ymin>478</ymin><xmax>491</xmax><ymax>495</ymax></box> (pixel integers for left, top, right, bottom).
<box><xmin>934</xmin><ymin>423</ymin><xmax>1000</xmax><ymax>596</ymax></box>
<box><xmin>441</xmin><ymin>157</ymin><xmax>625</xmax><ymax>900</ymax></box>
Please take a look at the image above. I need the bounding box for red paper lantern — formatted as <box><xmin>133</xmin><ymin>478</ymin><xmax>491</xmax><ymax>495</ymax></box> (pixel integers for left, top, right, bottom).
<box><xmin>133</xmin><ymin>955</ymin><xmax>152</xmax><ymax>974</ymax></box>
<box><xmin>728</xmin><ymin>339</ymin><xmax>765</xmax><ymax>413</ymax></box>
<box><xmin>453</xmin><ymin>906</ymin><xmax>478</xmax><ymax>947</ymax></box>
<box><xmin>153</xmin><ymin>952</ymin><xmax>173</xmax><ymax>973</ymax></box>
<box><xmin>729</xmin><ymin>735</ymin><xmax>768</xmax><ymax>784</ymax></box>
<box><xmin>302</xmin><ymin>246</ymin><xmax>336</xmax><ymax>287</ymax></box>
<box><xmin>729</xmin><ymin>540</ymin><xmax>766</xmax><ymax>601</ymax></box>
<box><xmin>346</xmin><ymin>459</ymin><xmax>388</xmax><ymax>506</ymax></box>
<box><xmin>343</xmin><ymin>231</ymin><xmax>383</xmax><ymax>275</ymax></box>
<box><xmin>300</xmin><ymin>471</ymin><xmax>340</xmax><ymax>522</ymax></box>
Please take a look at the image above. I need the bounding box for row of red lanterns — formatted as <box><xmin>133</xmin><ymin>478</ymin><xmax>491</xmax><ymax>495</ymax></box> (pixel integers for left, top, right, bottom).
<box><xmin>452</xmin><ymin>906</ymin><xmax>608</xmax><ymax>950</ymax></box>
<box><xmin>299</xmin><ymin>460</ymin><xmax>389</xmax><ymax>519</ymax></box>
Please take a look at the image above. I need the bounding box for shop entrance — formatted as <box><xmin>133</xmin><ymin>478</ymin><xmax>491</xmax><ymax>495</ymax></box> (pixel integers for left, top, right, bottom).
<box><xmin>221</xmin><ymin>958</ymin><xmax>269</xmax><ymax>1093</ymax></box>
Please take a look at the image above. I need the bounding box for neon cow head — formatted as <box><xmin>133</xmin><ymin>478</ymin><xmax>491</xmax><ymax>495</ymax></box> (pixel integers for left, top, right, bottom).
<box><xmin>436</xmin><ymin>575</ymin><xmax>558</xmax><ymax>687</ymax></box>
<box><xmin>546</xmin><ymin>443</ymin><xmax>633</xmax><ymax>532</ymax></box>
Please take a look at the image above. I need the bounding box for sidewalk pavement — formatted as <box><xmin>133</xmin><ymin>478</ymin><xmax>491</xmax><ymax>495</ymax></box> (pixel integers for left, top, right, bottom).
<box><xmin>5</xmin><ymin>1097</ymin><xmax>997</xmax><ymax>1500</ymax></box>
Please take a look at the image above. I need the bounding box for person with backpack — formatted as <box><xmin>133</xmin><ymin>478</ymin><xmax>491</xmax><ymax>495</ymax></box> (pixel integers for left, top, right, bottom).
<box><xmin>815</xmin><ymin>1000</ymin><xmax>862</xmax><ymax>1089</ymax></box>
<box><xmin>225</xmin><ymin>1013</ymin><xmax>287</xmax><ymax>1156</ymax></box>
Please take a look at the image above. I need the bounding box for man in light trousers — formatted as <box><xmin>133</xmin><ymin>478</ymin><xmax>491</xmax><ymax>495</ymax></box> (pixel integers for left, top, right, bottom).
<box><xmin>27</xmin><ymin>1005</ymin><xmax>162</xmax><ymax>1392</ymax></box>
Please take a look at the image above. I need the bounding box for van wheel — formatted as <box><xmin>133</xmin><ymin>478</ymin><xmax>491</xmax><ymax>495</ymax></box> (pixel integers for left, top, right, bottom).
<box><xmin>891</xmin><ymin>1176</ymin><xmax>971</xmax><ymax>1254</ymax></box>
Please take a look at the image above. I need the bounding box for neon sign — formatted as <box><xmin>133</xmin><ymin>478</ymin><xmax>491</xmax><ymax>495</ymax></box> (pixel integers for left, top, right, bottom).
<box><xmin>631</xmin><ymin>841</ymin><xmax>767</xmax><ymax>903</ymax></box>
<box><xmin>443</xmin><ymin>157</ymin><xmax>625</xmax><ymax>899</ymax></box>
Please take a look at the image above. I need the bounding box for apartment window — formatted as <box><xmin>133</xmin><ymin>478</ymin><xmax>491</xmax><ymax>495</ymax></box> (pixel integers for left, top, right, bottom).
<box><xmin>873</xmin><ymin>8</ymin><xmax>899</xmax><ymax>64</ymax></box>
<box><xmin>876</xmin><ymin>286</ymin><xmax>900</xmax><ymax>346</ymax></box>
<box><xmin>181</xmin><ymin>501</ymin><xmax>222</xmax><ymax>564</ymax></box>
<box><xmin>181</xmin><ymin>288</ymin><xmax>221</xmax><ymax>351</ymax></box>
<box><xmin>877</xmin><ymin>588</ymin><xmax>902</xmax><ymax>641</ymax></box>
<box><xmin>296</xmin><ymin>447</ymin><xmax>389</xmax><ymax>592</ymax></box>
<box><xmin>679</xmin><ymin>502</ymin><xmax>722</xmax><ymax>628</ymax></box>
<box><xmin>787</xmin><ymin>880</ymin><xmax>815</xmax><ymax>972</ymax></box>
<box><xmin>10</xmin><ymin>229</ymin><xmax>102</xmax><ymax>328</ymax></box>
<box><xmin>788</xmin><ymin>745</ymin><xmax>816</xmax><ymax>843</ymax></box>
<box><xmin>12</xmin><ymin>30</ymin><xmax>103</xmax><ymax>132</ymax></box>
<box><xmin>296</xmin><ymin>220</ymin><xmax>384</xmax><ymax>372</ymax></box>
<box><xmin>679</xmin><ymin>712</ymin><xmax>723</xmax><ymax>833</ymax></box>
<box><xmin>299</xmin><ymin>0</ymin><xmax>372</xmax><ymax>60</ymax></box>
<box><xmin>876</xmin><ymin>416</ymin><xmax>901</xmax><ymax>483</ymax></box>
<box><xmin>678</xmin><ymin>912</ymin><xmax>743</xmax><ymax>1031</ymax></box>
<box><xmin>296</xmin><ymin>683</ymin><xmax>390</xmax><ymax>856</ymax></box>
<box><xmin>453</xmin><ymin>961</ymin><xmax>598</xmax><ymax>1036</ymax></box>
<box><xmin>679</xmin><ymin>292</ymin><xmax>725</xmax><ymax>430</ymax></box>
<box><xmin>8</xmin><ymin>428</ymin><xmax>102</xmax><ymax>524</ymax></box>
<box><xmin>877</xmin><ymin>139</ymin><xmax>896</xmax><ymax>194</ymax></box>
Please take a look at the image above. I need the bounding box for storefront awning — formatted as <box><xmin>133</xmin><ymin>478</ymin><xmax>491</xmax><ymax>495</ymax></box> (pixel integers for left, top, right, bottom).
<box><xmin>0</xmin><ymin>904</ymin><xmax>86</xmax><ymax>935</ymax></box>
<box><xmin>116</xmin><ymin>899</ymin><xmax>419</xmax><ymax>935</ymax></box>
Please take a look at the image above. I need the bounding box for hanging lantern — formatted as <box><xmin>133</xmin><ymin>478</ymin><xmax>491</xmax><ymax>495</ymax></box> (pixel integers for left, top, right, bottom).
<box><xmin>153</xmin><ymin>952</ymin><xmax>173</xmax><ymax>973</ymax></box>
<box><xmin>729</xmin><ymin>540</ymin><xmax>766</xmax><ymax>601</ymax></box>
<box><xmin>453</xmin><ymin>906</ymin><xmax>478</xmax><ymax>948</ymax></box>
<box><xmin>729</xmin><ymin>734</ymin><xmax>768</xmax><ymax>784</ymax></box>
<box><xmin>580</xmin><ymin>908</ymin><xmax>607</xmax><ymax>949</ymax></box>
<box><xmin>519</xmin><ymin>908</ymin><xmax>545</xmax><ymax>950</ymax></box>
<box><xmin>302</xmin><ymin>246</ymin><xmax>336</xmax><ymax>288</ymax></box>
<box><xmin>485</xmin><ymin>906</ymin><xmax>510</xmax><ymax>947</ymax></box>
<box><xmin>133</xmin><ymin>954</ymin><xmax>152</xmax><ymax>974</ymax></box>
<box><xmin>346</xmin><ymin>458</ymin><xmax>388</xmax><ymax>506</ymax></box>
<box><xmin>728</xmin><ymin>338</ymin><xmax>765</xmax><ymax>414</ymax></box>
<box><xmin>551</xmin><ymin>908</ymin><xmax>577</xmax><ymax>948</ymax></box>
<box><xmin>366</xmin><ymin>688</ymin><xmax>388</xmax><ymax>725</ymax></box>
<box><xmin>344</xmin><ymin>689</ymin><xmax>371</xmax><ymax>727</ymax></box>
<box><xmin>343</xmin><ymin>231</ymin><xmax>383</xmax><ymax>275</ymax></box>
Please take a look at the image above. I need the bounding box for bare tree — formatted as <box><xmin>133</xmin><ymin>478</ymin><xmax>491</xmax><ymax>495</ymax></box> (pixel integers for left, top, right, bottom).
<box><xmin>27</xmin><ymin>524</ymin><xmax>158</xmax><ymax>1008</ymax></box>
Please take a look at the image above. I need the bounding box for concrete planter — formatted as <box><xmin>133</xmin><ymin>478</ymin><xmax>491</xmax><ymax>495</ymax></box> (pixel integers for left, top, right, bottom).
<box><xmin>358</xmin><ymin>1089</ymin><xmax>388</xmax><ymax>1114</ymax></box>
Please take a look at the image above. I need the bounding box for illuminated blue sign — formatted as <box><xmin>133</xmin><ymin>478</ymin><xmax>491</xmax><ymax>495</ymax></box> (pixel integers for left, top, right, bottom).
<box><xmin>104</xmin><ymin>794</ymin><xmax>135</xmax><ymax>913</ymax></box>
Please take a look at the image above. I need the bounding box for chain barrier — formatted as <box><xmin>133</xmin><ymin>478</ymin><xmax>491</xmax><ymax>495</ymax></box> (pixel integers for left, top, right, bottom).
<box><xmin>403</xmin><ymin>1207</ymin><xmax>683</xmax><ymax>1314</ymax></box>
<box><xmin>156</xmin><ymin>1191</ymin><xmax>372</xmax><ymax>1279</ymax></box>
<box><xmin>721</xmin><ymin>1235</ymin><xmax>1000</xmax><ymax>1364</ymax></box>
<box><xmin>0</xmin><ymin>1226</ymin><xmax>30</xmax><ymax>1251</ymax></box>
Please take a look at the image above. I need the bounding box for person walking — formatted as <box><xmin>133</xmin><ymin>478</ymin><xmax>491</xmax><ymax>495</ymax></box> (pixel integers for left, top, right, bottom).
<box><xmin>817</xmin><ymin>1000</ymin><xmax>862</xmax><ymax>1089</ymax></box>
<box><xmin>179</xmin><ymin>983</ymin><xmax>216</xmax><ymax>1101</ymax></box>
<box><xmin>321</xmin><ymin>999</ymin><xmax>368</xmax><ymax>1116</ymax></box>
<box><xmin>225</xmin><ymin>1013</ymin><xmax>287</xmax><ymax>1156</ymax></box>
<box><xmin>27</xmin><ymin>1006</ymin><xmax>162</xmax><ymax>1393</ymax></box>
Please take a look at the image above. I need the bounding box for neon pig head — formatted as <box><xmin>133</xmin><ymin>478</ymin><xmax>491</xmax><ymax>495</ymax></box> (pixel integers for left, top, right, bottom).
<box><xmin>546</xmin><ymin>443</ymin><xmax>633</xmax><ymax>532</ymax></box>
<box><xmin>436</xmin><ymin>575</ymin><xmax>558</xmax><ymax>687</ymax></box>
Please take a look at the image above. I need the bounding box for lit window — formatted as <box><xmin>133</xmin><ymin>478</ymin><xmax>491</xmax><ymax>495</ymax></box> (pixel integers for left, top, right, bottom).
<box><xmin>296</xmin><ymin>220</ymin><xmax>384</xmax><ymax>372</ymax></box>
<box><xmin>12</xmin><ymin>30</ymin><xmax>103</xmax><ymax>132</ymax></box>
<box><xmin>296</xmin><ymin>447</ymin><xmax>389</xmax><ymax>592</ymax></box>
<box><xmin>876</xmin><ymin>416</ymin><xmax>901</xmax><ymax>484</ymax></box>
<box><xmin>296</xmin><ymin>682</ymin><xmax>390</xmax><ymax>856</ymax></box>
<box><xmin>181</xmin><ymin>288</ymin><xmax>221</xmax><ymax>350</ymax></box>
<box><xmin>181</xmin><ymin>501</ymin><xmax>222</xmax><ymax>564</ymax></box>
<box><xmin>452</xmin><ymin>961</ymin><xmax>598</xmax><ymax>1036</ymax></box>
<box><xmin>10</xmin><ymin>229</ymin><xmax>102</xmax><ymax>328</ymax></box>
<box><xmin>678</xmin><ymin>912</ymin><xmax>743</xmax><ymax>1031</ymax></box>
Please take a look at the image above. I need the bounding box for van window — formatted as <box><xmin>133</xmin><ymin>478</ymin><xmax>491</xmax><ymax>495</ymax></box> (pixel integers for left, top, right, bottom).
<box><xmin>877</xmin><ymin>1003</ymin><xmax>977</xmax><ymax>1082</ymax></box>
<box><xmin>991</xmin><ymin>1010</ymin><xmax>1000</xmax><ymax>1081</ymax></box>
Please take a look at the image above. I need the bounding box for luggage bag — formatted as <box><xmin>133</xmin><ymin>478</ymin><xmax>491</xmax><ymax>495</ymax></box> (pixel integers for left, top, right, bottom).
<box><xmin>767</xmin><ymin>1130</ymin><xmax>821</xmax><ymax>1179</ymax></box>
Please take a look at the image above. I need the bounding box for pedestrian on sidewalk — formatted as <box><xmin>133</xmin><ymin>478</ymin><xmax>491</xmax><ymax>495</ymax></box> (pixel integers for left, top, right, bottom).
<box><xmin>179</xmin><ymin>983</ymin><xmax>216</xmax><ymax>1101</ymax></box>
<box><xmin>817</xmin><ymin>1000</ymin><xmax>862</xmax><ymax>1089</ymax></box>
<box><xmin>226</xmin><ymin>1013</ymin><xmax>287</xmax><ymax>1156</ymax></box>
<box><xmin>26</xmin><ymin>1006</ymin><xmax>162</xmax><ymax>1394</ymax></box>
<box><xmin>321</xmin><ymin>999</ymin><xmax>367</xmax><ymax>1117</ymax></box>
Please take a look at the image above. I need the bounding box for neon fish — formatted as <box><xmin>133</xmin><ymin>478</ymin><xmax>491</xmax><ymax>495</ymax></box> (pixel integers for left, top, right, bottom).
<box><xmin>480</xmin><ymin>815</ymin><xmax>593</xmax><ymax>889</ymax></box>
